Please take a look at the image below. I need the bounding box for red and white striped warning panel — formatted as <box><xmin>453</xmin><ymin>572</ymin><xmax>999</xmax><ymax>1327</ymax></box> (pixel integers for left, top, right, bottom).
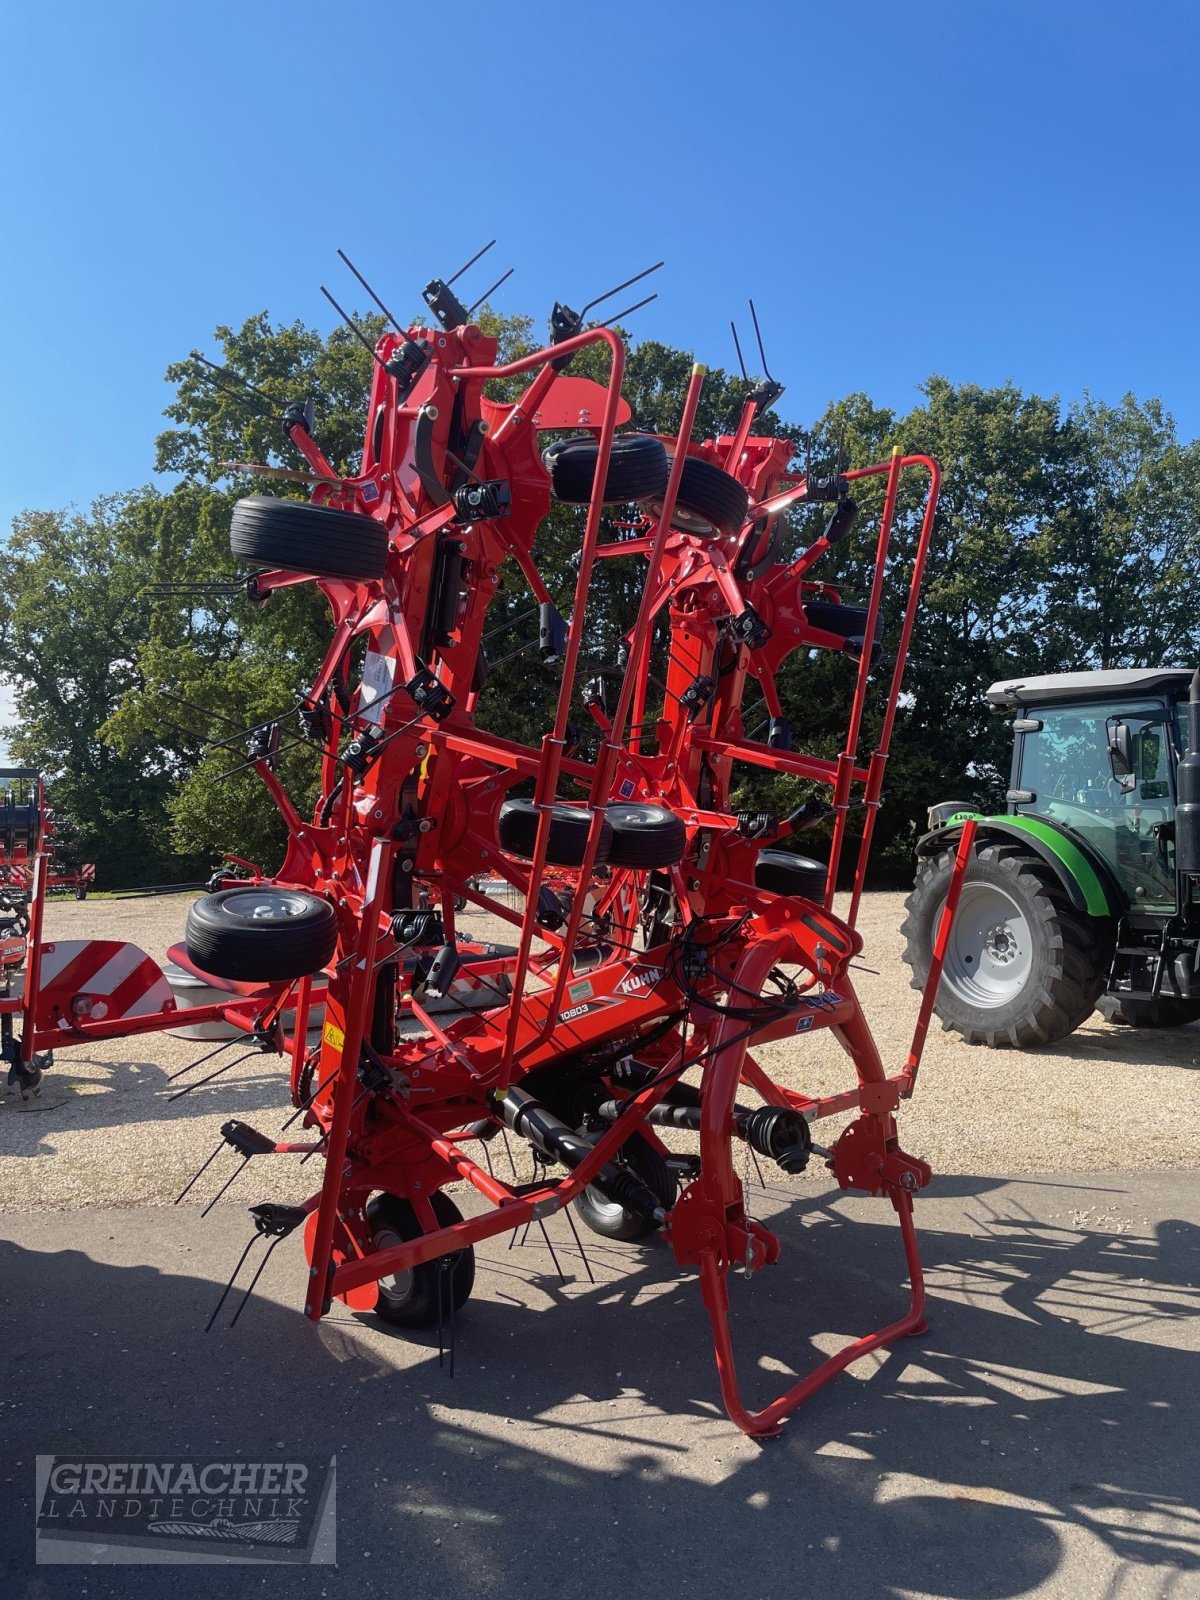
<box><xmin>33</xmin><ymin>941</ymin><xmax>175</xmax><ymax>1029</ymax></box>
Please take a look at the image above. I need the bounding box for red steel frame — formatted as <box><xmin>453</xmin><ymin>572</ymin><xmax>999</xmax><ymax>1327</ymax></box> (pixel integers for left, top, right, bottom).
<box><xmin>2</xmin><ymin>792</ymin><xmax>289</xmax><ymax>1074</ymax></box>
<box><xmin>9</xmin><ymin>299</ymin><xmax>967</xmax><ymax>1436</ymax></box>
<box><xmin>0</xmin><ymin>776</ymin><xmax>251</xmax><ymax>1082</ymax></box>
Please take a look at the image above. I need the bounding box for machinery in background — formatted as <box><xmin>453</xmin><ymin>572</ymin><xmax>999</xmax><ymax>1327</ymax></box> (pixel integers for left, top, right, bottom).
<box><xmin>904</xmin><ymin>667</ymin><xmax>1200</xmax><ymax>1044</ymax></box>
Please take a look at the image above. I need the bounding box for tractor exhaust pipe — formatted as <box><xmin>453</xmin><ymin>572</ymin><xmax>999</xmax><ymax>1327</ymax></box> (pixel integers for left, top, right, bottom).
<box><xmin>1176</xmin><ymin>668</ymin><xmax>1200</xmax><ymax>876</ymax></box>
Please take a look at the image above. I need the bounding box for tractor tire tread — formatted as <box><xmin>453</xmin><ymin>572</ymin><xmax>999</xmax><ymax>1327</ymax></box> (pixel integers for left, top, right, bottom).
<box><xmin>900</xmin><ymin>842</ymin><xmax>1109</xmax><ymax>1049</ymax></box>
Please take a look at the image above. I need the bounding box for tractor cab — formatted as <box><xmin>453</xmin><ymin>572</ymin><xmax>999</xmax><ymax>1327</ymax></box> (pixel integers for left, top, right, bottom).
<box><xmin>905</xmin><ymin>666</ymin><xmax>1200</xmax><ymax>1046</ymax></box>
<box><xmin>996</xmin><ymin>670</ymin><xmax>1190</xmax><ymax>912</ymax></box>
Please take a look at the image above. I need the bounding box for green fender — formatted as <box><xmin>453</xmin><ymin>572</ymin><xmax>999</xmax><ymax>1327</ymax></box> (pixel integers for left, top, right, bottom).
<box><xmin>916</xmin><ymin>812</ymin><xmax>1119</xmax><ymax>918</ymax></box>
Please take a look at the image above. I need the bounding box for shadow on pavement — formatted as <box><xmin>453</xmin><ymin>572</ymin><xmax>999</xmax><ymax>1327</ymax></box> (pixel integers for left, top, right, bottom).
<box><xmin>1</xmin><ymin>1170</ymin><xmax>1197</xmax><ymax>1599</ymax></box>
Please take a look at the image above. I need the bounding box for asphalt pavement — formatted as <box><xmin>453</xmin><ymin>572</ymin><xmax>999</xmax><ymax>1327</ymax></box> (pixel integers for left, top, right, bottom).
<box><xmin>3</xmin><ymin>1169</ymin><xmax>1198</xmax><ymax>1599</ymax></box>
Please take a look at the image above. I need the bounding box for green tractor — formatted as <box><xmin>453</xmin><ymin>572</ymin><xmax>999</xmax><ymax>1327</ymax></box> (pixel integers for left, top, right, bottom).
<box><xmin>902</xmin><ymin>667</ymin><xmax>1200</xmax><ymax>1046</ymax></box>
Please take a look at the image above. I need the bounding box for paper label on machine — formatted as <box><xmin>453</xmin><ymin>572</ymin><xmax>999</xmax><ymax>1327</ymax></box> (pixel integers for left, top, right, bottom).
<box><xmin>358</xmin><ymin>651</ymin><xmax>396</xmax><ymax>726</ymax></box>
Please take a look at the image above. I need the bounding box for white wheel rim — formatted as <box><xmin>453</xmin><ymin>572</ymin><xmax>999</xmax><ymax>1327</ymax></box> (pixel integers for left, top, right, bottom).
<box><xmin>223</xmin><ymin>890</ymin><xmax>315</xmax><ymax>923</ymax></box>
<box><xmin>940</xmin><ymin>882</ymin><xmax>1034</xmax><ymax>1008</ymax></box>
<box><xmin>583</xmin><ymin>1184</ymin><xmax>628</xmax><ymax>1224</ymax></box>
<box><xmin>373</xmin><ymin>1227</ymin><xmax>414</xmax><ymax>1301</ymax></box>
<box><xmin>649</xmin><ymin>499</ymin><xmax>716</xmax><ymax>536</ymax></box>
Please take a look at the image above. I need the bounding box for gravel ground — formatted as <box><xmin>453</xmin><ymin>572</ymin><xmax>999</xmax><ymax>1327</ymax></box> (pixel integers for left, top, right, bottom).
<box><xmin>1</xmin><ymin>890</ymin><xmax>1198</xmax><ymax>1213</ymax></box>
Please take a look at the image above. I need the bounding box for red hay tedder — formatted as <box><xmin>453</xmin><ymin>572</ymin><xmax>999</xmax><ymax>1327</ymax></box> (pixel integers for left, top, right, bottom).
<box><xmin>0</xmin><ymin>770</ymin><xmax>94</xmax><ymax>905</ymax></box>
<box><xmin>6</xmin><ymin>259</ymin><xmax>976</xmax><ymax>1435</ymax></box>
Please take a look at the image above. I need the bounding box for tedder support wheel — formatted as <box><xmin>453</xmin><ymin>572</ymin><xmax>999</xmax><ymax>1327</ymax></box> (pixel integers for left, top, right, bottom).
<box><xmin>1096</xmin><ymin>994</ymin><xmax>1200</xmax><ymax>1028</ymax></box>
<box><xmin>186</xmin><ymin>887</ymin><xmax>338</xmax><ymax>982</ymax></box>
<box><xmin>649</xmin><ymin>456</ymin><xmax>750</xmax><ymax>538</ymax></box>
<box><xmin>755</xmin><ymin>848</ymin><xmax>827</xmax><ymax>901</ymax></box>
<box><xmin>542</xmin><ymin>434</ymin><xmax>669</xmax><ymax>504</ymax></box>
<box><xmin>572</xmin><ymin>1130</ymin><xmax>675</xmax><ymax>1243</ymax></box>
<box><xmin>901</xmin><ymin>842</ymin><xmax>1109</xmax><ymax>1047</ymax></box>
<box><xmin>230</xmin><ymin>497</ymin><xmax>389</xmax><ymax>581</ymax></box>
<box><xmin>803</xmin><ymin>599</ymin><xmax>884</xmax><ymax>659</ymax></box>
<box><xmin>606</xmin><ymin>804</ymin><xmax>687</xmax><ymax>868</ymax></box>
<box><xmin>498</xmin><ymin>800</ymin><xmax>613</xmax><ymax>867</ymax></box>
<box><xmin>366</xmin><ymin>1190</ymin><xmax>475</xmax><ymax>1328</ymax></box>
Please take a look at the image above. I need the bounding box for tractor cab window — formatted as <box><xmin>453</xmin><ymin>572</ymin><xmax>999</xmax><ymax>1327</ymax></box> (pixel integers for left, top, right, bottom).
<box><xmin>1014</xmin><ymin>699</ymin><xmax>1176</xmax><ymax>909</ymax></box>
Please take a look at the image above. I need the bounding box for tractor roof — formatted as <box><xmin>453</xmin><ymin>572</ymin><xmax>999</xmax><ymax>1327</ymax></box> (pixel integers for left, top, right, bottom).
<box><xmin>986</xmin><ymin>668</ymin><xmax>1195</xmax><ymax>709</ymax></box>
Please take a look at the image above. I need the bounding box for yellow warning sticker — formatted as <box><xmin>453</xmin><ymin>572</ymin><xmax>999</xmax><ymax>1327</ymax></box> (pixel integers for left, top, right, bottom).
<box><xmin>322</xmin><ymin>1021</ymin><xmax>345</xmax><ymax>1053</ymax></box>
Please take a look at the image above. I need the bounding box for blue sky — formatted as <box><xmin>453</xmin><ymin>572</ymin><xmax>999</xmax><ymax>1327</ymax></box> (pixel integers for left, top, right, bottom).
<box><xmin>1</xmin><ymin>0</ymin><xmax>1197</xmax><ymax>543</ymax></box>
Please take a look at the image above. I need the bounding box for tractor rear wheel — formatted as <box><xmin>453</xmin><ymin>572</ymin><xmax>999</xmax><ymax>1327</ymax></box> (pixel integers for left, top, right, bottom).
<box><xmin>1096</xmin><ymin>993</ymin><xmax>1200</xmax><ymax>1028</ymax></box>
<box><xmin>901</xmin><ymin>842</ymin><xmax>1108</xmax><ymax>1047</ymax></box>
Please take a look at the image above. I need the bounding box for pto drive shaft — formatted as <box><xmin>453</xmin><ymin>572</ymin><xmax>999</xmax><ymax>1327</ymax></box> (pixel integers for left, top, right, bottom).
<box><xmin>489</xmin><ymin>1086</ymin><xmax>667</xmax><ymax>1222</ymax></box>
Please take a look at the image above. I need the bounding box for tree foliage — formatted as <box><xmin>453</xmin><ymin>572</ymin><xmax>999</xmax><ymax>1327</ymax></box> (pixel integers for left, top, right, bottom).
<box><xmin>2</xmin><ymin>303</ymin><xmax>1197</xmax><ymax>889</ymax></box>
<box><xmin>0</xmin><ymin>493</ymin><xmax>193</xmax><ymax>885</ymax></box>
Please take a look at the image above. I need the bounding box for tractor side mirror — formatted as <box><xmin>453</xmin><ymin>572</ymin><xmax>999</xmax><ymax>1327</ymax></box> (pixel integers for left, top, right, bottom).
<box><xmin>1107</xmin><ymin>719</ymin><xmax>1135</xmax><ymax>784</ymax></box>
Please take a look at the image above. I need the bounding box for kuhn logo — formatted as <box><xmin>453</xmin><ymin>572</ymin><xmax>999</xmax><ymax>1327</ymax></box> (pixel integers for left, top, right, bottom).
<box><xmin>615</xmin><ymin>966</ymin><xmax>662</xmax><ymax>997</ymax></box>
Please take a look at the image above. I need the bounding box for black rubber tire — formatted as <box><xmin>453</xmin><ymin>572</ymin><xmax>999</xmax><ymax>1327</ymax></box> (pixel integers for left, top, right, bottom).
<box><xmin>74</xmin><ymin>887</ymin><xmax>87</xmax><ymax>901</ymax></box>
<box><xmin>1096</xmin><ymin>993</ymin><xmax>1200</xmax><ymax>1028</ymax></box>
<box><xmin>498</xmin><ymin>800</ymin><xmax>613</xmax><ymax>866</ymax></box>
<box><xmin>755</xmin><ymin>849</ymin><xmax>827</xmax><ymax>901</ymax></box>
<box><xmin>606</xmin><ymin>804</ymin><xmax>687</xmax><ymax>868</ymax></box>
<box><xmin>572</xmin><ymin>1131</ymin><xmax>675</xmax><ymax>1243</ymax></box>
<box><xmin>649</xmin><ymin>456</ymin><xmax>750</xmax><ymax>537</ymax></box>
<box><xmin>366</xmin><ymin>1190</ymin><xmax>475</xmax><ymax>1328</ymax></box>
<box><xmin>185</xmin><ymin>886</ymin><xmax>338</xmax><ymax>981</ymax></box>
<box><xmin>230</xmin><ymin>496</ymin><xmax>388</xmax><ymax>581</ymax></box>
<box><xmin>803</xmin><ymin>600</ymin><xmax>884</xmax><ymax>650</ymax></box>
<box><xmin>900</xmin><ymin>843</ymin><xmax>1109</xmax><ymax>1048</ymax></box>
<box><xmin>542</xmin><ymin>434</ymin><xmax>669</xmax><ymax>505</ymax></box>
